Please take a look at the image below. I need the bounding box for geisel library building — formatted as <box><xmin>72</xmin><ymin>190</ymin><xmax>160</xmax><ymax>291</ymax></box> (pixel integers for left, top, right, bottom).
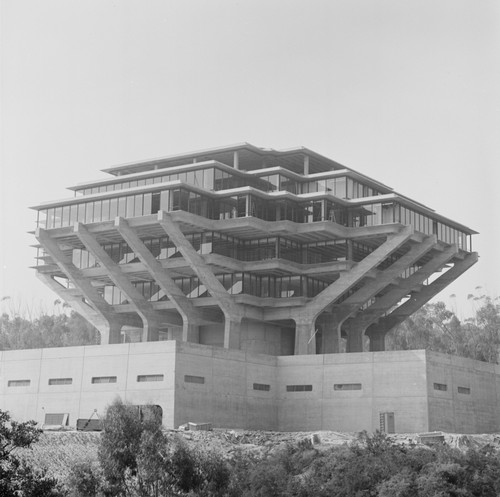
<box><xmin>2</xmin><ymin>143</ymin><xmax>499</xmax><ymax>434</ymax></box>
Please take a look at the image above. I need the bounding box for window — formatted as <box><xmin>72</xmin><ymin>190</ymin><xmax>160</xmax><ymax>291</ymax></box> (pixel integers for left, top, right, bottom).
<box><xmin>91</xmin><ymin>376</ymin><xmax>117</xmax><ymax>384</ymax></box>
<box><xmin>286</xmin><ymin>385</ymin><xmax>312</xmax><ymax>392</ymax></box>
<box><xmin>433</xmin><ymin>383</ymin><xmax>447</xmax><ymax>391</ymax></box>
<box><xmin>48</xmin><ymin>378</ymin><xmax>72</xmax><ymax>386</ymax></box>
<box><xmin>334</xmin><ymin>383</ymin><xmax>362</xmax><ymax>391</ymax></box>
<box><xmin>253</xmin><ymin>383</ymin><xmax>271</xmax><ymax>391</ymax></box>
<box><xmin>184</xmin><ymin>375</ymin><xmax>205</xmax><ymax>384</ymax></box>
<box><xmin>137</xmin><ymin>374</ymin><xmax>164</xmax><ymax>382</ymax></box>
<box><xmin>458</xmin><ymin>386</ymin><xmax>471</xmax><ymax>395</ymax></box>
<box><xmin>8</xmin><ymin>379</ymin><xmax>30</xmax><ymax>387</ymax></box>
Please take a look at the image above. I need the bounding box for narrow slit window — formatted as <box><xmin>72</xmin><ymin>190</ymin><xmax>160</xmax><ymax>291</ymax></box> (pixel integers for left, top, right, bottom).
<box><xmin>137</xmin><ymin>374</ymin><xmax>164</xmax><ymax>382</ymax></box>
<box><xmin>92</xmin><ymin>376</ymin><xmax>117</xmax><ymax>384</ymax></box>
<box><xmin>8</xmin><ymin>379</ymin><xmax>30</xmax><ymax>387</ymax></box>
<box><xmin>253</xmin><ymin>383</ymin><xmax>271</xmax><ymax>391</ymax></box>
<box><xmin>458</xmin><ymin>386</ymin><xmax>471</xmax><ymax>395</ymax></box>
<box><xmin>334</xmin><ymin>383</ymin><xmax>362</xmax><ymax>391</ymax></box>
<box><xmin>433</xmin><ymin>383</ymin><xmax>447</xmax><ymax>391</ymax></box>
<box><xmin>48</xmin><ymin>378</ymin><xmax>73</xmax><ymax>386</ymax></box>
<box><xmin>286</xmin><ymin>385</ymin><xmax>312</xmax><ymax>392</ymax></box>
<box><xmin>184</xmin><ymin>375</ymin><xmax>205</xmax><ymax>384</ymax></box>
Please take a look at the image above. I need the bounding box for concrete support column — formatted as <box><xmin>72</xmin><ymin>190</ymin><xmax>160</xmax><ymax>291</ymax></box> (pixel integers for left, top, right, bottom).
<box><xmin>233</xmin><ymin>151</ymin><xmax>239</xmax><ymax>170</ymax></box>
<box><xmin>366</xmin><ymin>323</ymin><xmax>387</xmax><ymax>352</ymax></box>
<box><xmin>344</xmin><ymin>321</ymin><xmax>367</xmax><ymax>353</ymax></box>
<box><xmin>347</xmin><ymin>240</ymin><xmax>353</xmax><ymax>261</ymax></box>
<box><xmin>142</xmin><ymin>319</ymin><xmax>159</xmax><ymax>342</ymax></box>
<box><xmin>303</xmin><ymin>155</ymin><xmax>309</xmax><ymax>176</ymax></box>
<box><xmin>316</xmin><ymin>313</ymin><xmax>340</xmax><ymax>354</ymax></box>
<box><xmin>294</xmin><ymin>317</ymin><xmax>316</xmax><ymax>355</ymax></box>
<box><xmin>224</xmin><ymin>316</ymin><xmax>242</xmax><ymax>349</ymax></box>
<box><xmin>102</xmin><ymin>321</ymin><xmax>123</xmax><ymax>345</ymax></box>
<box><xmin>183</xmin><ymin>323</ymin><xmax>200</xmax><ymax>344</ymax></box>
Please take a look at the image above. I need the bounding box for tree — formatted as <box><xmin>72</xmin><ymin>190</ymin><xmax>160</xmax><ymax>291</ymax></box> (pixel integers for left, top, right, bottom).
<box><xmin>65</xmin><ymin>459</ymin><xmax>103</xmax><ymax>497</ymax></box>
<box><xmin>0</xmin><ymin>310</ymin><xmax>99</xmax><ymax>351</ymax></box>
<box><xmin>98</xmin><ymin>399</ymin><xmax>148</xmax><ymax>496</ymax></box>
<box><xmin>0</xmin><ymin>409</ymin><xmax>61</xmax><ymax>497</ymax></box>
<box><xmin>386</xmin><ymin>298</ymin><xmax>500</xmax><ymax>364</ymax></box>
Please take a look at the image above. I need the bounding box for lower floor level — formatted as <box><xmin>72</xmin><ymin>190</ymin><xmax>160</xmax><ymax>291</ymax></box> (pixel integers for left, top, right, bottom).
<box><xmin>1</xmin><ymin>342</ymin><xmax>498</xmax><ymax>434</ymax></box>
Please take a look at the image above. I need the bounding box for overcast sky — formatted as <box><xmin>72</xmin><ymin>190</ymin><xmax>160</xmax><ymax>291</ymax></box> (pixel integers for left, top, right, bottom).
<box><xmin>1</xmin><ymin>0</ymin><xmax>499</xmax><ymax>319</ymax></box>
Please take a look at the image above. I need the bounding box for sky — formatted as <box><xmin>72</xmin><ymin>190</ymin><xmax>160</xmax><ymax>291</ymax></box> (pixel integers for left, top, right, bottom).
<box><xmin>1</xmin><ymin>0</ymin><xmax>499</xmax><ymax>319</ymax></box>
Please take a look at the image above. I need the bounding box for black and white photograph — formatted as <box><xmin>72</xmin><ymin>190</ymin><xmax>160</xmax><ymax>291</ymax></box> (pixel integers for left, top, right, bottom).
<box><xmin>1</xmin><ymin>1</ymin><xmax>499</xmax><ymax>495</ymax></box>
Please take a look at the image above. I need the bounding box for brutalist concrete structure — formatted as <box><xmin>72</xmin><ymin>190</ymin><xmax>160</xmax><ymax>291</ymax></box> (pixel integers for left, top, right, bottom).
<box><xmin>2</xmin><ymin>343</ymin><xmax>499</xmax><ymax>434</ymax></box>
<box><xmin>31</xmin><ymin>144</ymin><xmax>477</xmax><ymax>354</ymax></box>
<box><xmin>8</xmin><ymin>144</ymin><xmax>487</xmax><ymax>433</ymax></box>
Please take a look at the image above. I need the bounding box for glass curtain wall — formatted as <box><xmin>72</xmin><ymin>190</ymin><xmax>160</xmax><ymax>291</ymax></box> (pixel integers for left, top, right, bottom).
<box><xmin>38</xmin><ymin>191</ymin><xmax>470</xmax><ymax>251</ymax></box>
<box><xmin>101</xmin><ymin>273</ymin><xmax>331</xmax><ymax>305</ymax></box>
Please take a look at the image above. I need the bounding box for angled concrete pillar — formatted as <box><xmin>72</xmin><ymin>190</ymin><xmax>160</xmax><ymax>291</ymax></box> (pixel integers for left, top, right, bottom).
<box><xmin>35</xmin><ymin>228</ymin><xmax>122</xmax><ymax>343</ymax></box>
<box><xmin>115</xmin><ymin>217</ymin><xmax>212</xmax><ymax>344</ymax></box>
<box><xmin>343</xmin><ymin>244</ymin><xmax>462</xmax><ymax>340</ymax></box>
<box><xmin>36</xmin><ymin>271</ymin><xmax>120</xmax><ymax>344</ymax></box>
<box><xmin>73</xmin><ymin>222</ymin><xmax>165</xmax><ymax>342</ymax></box>
<box><xmin>377</xmin><ymin>251</ymin><xmax>479</xmax><ymax>333</ymax></box>
<box><xmin>310</xmin><ymin>226</ymin><xmax>414</xmax><ymax>314</ymax></box>
<box><xmin>158</xmin><ymin>211</ymin><xmax>249</xmax><ymax>349</ymax></box>
<box><xmin>36</xmin><ymin>229</ymin><xmax>114</xmax><ymax>317</ymax></box>
<box><xmin>327</xmin><ymin>235</ymin><xmax>438</xmax><ymax>334</ymax></box>
<box><xmin>265</xmin><ymin>226</ymin><xmax>415</xmax><ymax>323</ymax></box>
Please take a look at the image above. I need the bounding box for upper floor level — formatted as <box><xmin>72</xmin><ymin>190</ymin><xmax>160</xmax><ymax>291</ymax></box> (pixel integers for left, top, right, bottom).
<box><xmin>31</xmin><ymin>144</ymin><xmax>477</xmax><ymax>251</ymax></box>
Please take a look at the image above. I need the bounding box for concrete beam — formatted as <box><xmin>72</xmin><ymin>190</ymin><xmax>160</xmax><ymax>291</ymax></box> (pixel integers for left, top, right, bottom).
<box><xmin>330</xmin><ymin>235</ymin><xmax>438</xmax><ymax>327</ymax></box>
<box><xmin>379</xmin><ymin>251</ymin><xmax>478</xmax><ymax>331</ymax></box>
<box><xmin>351</xmin><ymin>244</ymin><xmax>461</xmax><ymax>330</ymax></box>
<box><xmin>115</xmin><ymin>217</ymin><xmax>216</xmax><ymax>340</ymax></box>
<box><xmin>35</xmin><ymin>228</ymin><xmax>115</xmax><ymax>319</ymax></box>
<box><xmin>157</xmin><ymin>211</ymin><xmax>246</xmax><ymax>348</ymax></box>
<box><xmin>73</xmin><ymin>222</ymin><xmax>170</xmax><ymax>341</ymax></box>
<box><xmin>265</xmin><ymin>226</ymin><xmax>413</xmax><ymax>322</ymax></box>
<box><xmin>311</xmin><ymin>226</ymin><xmax>414</xmax><ymax>313</ymax></box>
<box><xmin>36</xmin><ymin>272</ymin><xmax>123</xmax><ymax>344</ymax></box>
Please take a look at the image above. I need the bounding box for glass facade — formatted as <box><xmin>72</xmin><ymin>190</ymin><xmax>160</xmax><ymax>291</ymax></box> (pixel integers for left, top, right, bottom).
<box><xmin>37</xmin><ymin>187</ymin><xmax>471</xmax><ymax>251</ymax></box>
<box><xmin>68</xmin><ymin>233</ymin><xmax>350</xmax><ymax>271</ymax></box>
<box><xmin>99</xmin><ymin>272</ymin><xmax>331</xmax><ymax>305</ymax></box>
<box><xmin>74</xmin><ymin>166</ymin><xmax>269</xmax><ymax>196</ymax></box>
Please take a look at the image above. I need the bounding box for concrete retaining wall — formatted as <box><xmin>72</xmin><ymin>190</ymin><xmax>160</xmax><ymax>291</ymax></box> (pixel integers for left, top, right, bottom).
<box><xmin>1</xmin><ymin>343</ymin><xmax>499</xmax><ymax>433</ymax></box>
<box><xmin>426</xmin><ymin>351</ymin><xmax>500</xmax><ymax>433</ymax></box>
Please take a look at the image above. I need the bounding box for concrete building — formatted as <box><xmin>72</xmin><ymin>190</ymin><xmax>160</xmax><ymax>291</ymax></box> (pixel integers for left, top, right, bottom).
<box><xmin>5</xmin><ymin>144</ymin><xmax>483</xmax><ymax>432</ymax></box>
<box><xmin>31</xmin><ymin>144</ymin><xmax>477</xmax><ymax>354</ymax></box>
<box><xmin>1</xmin><ymin>343</ymin><xmax>499</xmax><ymax>433</ymax></box>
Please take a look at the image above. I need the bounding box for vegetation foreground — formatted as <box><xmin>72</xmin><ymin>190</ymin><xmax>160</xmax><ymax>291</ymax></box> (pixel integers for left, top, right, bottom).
<box><xmin>2</xmin><ymin>401</ymin><xmax>500</xmax><ymax>497</ymax></box>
